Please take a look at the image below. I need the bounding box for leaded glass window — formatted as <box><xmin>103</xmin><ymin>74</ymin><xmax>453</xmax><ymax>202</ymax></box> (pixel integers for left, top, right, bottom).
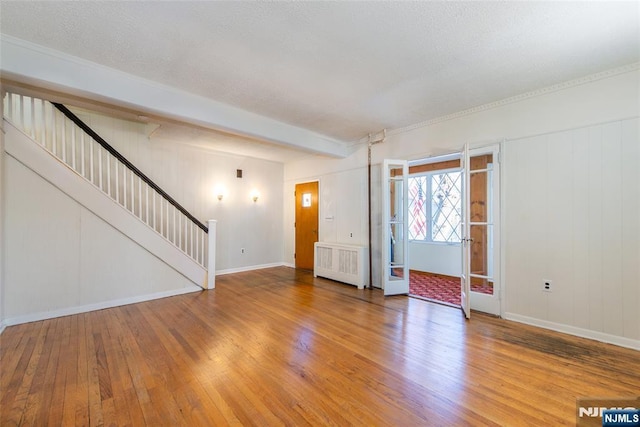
<box><xmin>408</xmin><ymin>170</ymin><xmax>462</xmax><ymax>243</ymax></box>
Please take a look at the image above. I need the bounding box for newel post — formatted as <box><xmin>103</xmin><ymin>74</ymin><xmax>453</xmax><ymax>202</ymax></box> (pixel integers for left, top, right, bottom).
<box><xmin>207</xmin><ymin>219</ymin><xmax>217</xmax><ymax>289</ymax></box>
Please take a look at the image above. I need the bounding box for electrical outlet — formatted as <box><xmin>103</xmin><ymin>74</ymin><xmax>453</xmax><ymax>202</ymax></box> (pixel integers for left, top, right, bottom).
<box><xmin>543</xmin><ymin>280</ymin><xmax>552</xmax><ymax>292</ymax></box>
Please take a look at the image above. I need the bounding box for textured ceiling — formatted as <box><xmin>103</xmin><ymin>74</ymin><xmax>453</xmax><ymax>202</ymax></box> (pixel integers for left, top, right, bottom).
<box><xmin>1</xmin><ymin>1</ymin><xmax>639</xmax><ymax>156</ymax></box>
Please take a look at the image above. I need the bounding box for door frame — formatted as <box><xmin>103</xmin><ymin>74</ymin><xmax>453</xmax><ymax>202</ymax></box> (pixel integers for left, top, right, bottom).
<box><xmin>404</xmin><ymin>142</ymin><xmax>502</xmax><ymax>316</ymax></box>
<box><xmin>294</xmin><ymin>179</ymin><xmax>320</xmax><ymax>269</ymax></box>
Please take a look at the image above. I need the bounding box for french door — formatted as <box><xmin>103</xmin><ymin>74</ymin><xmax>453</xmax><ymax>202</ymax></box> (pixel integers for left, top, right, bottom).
<box><xmin>461</xmin><ymin>145</ymin><xmax>472</xmax><ymax>318</ymax></box>
<box><xmin>462</xmin><ymin>144</ymin><xmax>501</xmax><ymax>318</ymax></box>
<box><xmin>382</xmin><ymin>159</ymin><xmax>409</xmax><ymax>295</ymax></box>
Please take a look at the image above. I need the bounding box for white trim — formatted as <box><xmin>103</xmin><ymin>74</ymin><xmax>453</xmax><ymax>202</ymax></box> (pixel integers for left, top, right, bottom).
<box><xmin>499</xmin><ymin>140</ymin><xmax>507</xmax><ymax>319</ymax></box>
<box><xmin>3</xmin><ymin>286</ymin><xmax>201</xmax><ymax>328</ymax></box>
<box><xmin>0</xmin><ymin>321</ymin><xmax>6</xmax><ymax>335</ymax></box>
<box><xmin>216</xmin><ymin>262</ymin><xmax>287</xmax><ymax>276</ymax></box>
<box><xmin>0</xmin><ymin>91</ymin><xmax>5</xmax><ymax>335</ymax></box>
<box><xmin>504</xmin><ymin>313</ymin><xmax>640</xmax><ymax>351</ymax></box>
<box><xmin>207</xmin><ymin>219</ymin><xmax>217</xmax><ymax>289</ymax></box>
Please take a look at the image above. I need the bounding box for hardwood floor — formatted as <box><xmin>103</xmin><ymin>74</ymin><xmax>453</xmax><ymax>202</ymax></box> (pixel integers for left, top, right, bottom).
<box><xmin>1</xmin><ymin>267</ymin><xmax>638</xmax><ymax>426</ymax></box>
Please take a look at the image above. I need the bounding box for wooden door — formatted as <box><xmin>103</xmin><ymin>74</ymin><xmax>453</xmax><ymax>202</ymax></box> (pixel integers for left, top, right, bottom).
<box><xmin>295</xmin><ymin>181</ymin><xmax>319</xmax><ymax>270</ymax></box>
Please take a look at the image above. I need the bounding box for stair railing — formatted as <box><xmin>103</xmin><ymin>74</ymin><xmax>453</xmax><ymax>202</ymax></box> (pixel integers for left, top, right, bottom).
<box><xmin>3</xmin><ymin>92</ymin><xmax>209</xmax><ymax>268</ymax></box>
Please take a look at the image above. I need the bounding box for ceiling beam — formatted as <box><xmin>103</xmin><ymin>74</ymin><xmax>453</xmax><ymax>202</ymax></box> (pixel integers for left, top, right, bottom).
<box><xmin>0</xmin><ymin>35</ymin><xmax>349</xmax><ymax>158</ymax></box>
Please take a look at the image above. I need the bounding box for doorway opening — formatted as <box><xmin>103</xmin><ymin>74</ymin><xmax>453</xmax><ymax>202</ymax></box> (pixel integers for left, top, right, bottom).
<box><xmin>406</xmin><ymin>153</ymin><xmax>464</xmax><ymax>306</ymax></box>
<box><xmin>406</xmin><ymin>146</ymin><xmax>500</xmax><ymax>316</ymax></box>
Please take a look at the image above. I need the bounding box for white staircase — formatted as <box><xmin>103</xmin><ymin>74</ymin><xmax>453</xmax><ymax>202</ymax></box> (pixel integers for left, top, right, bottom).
<box><xmin>2</xmin><ymin>92</ymin><xmax>216</xmax><ymax>326</ymax></box>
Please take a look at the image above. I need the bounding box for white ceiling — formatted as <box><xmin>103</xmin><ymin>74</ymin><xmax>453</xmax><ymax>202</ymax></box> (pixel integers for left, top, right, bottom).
<box><xmin>1</xmin><ymin>1</ymin><xmax>639</xmax><ymax>161</ymax></box>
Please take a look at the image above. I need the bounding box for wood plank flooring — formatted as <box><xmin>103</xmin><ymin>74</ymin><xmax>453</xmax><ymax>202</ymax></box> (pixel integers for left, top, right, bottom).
<box><xmin>1</xmin><ymin>267</ymin><xmax>639</xmax><ymax>426</ymax></box>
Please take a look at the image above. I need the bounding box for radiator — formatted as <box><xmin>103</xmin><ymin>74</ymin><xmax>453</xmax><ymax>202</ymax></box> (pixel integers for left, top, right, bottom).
<box><xmin>314</xmin><ymin>242</ymin><xmax>367</xmax><ymax>289</ymax></box>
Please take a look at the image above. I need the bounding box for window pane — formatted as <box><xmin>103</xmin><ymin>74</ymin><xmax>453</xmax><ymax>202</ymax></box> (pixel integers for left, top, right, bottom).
<box><xmin>431</xmin><ymin>172</ymin><xmax>462</xmax><ymax>242</ymax></box>
<box><xmin>389</xmin><ymin>178</ymin><xmax>404</xmax><ymax>223</ymax></box>
<box><xmin>470</xmin><ymin>224</ymin><xmax>493</xmax><ymax>278</ymax></box>
<box><xmin>302</xmin><ymin>192</ymin><xmax>312</xmax><ymax>207</ymax></box>
<box><xmin>470</xmin><ymin>154</ymin><xmax>493</xmax><ymax>171</ymax></box>
<box><xmin>408</xmin><ymin>176</ymin><xmax>427</xmax><ymax>240</ymax></box>
<box><xmin>390</xmin><ymin>223</ymin><xmax>405</xmax><ymax>267</ymax></box>
<box><xmin>470</xmin><ymin>169</ymin><xmax>492</xmax><ymax>223</ymax></box>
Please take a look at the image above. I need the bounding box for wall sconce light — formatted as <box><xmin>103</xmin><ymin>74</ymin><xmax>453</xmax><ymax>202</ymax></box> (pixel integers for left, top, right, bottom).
<box><xmin>214</xmin><ymin>184</ymin><xmax>226</xmax><ymax>201</ymax></box>
<box><xmin>250</xmin><ymin>189</ymin><xmax>260</xmax><ymax>203</ymax></box>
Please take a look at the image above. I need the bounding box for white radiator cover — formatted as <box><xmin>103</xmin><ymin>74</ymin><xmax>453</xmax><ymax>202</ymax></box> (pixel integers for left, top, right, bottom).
<box><xmin>314</xmin><ymin>242</ymin><xmax>368</xmax><ymax>289</ymax></box>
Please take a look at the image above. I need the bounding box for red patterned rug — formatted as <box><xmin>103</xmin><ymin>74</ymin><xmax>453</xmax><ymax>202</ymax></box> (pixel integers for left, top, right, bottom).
<box><xmin>409</xmin><ymin>271</ymin><xmax>492</xmax><ymax>306</ymax></box>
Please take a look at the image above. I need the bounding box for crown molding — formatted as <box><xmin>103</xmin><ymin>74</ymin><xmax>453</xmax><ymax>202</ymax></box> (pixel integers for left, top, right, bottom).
<box><xmin>388</xmin><ymin>62</ymin><xmax>640</xmax><ymax>137</ymax></box>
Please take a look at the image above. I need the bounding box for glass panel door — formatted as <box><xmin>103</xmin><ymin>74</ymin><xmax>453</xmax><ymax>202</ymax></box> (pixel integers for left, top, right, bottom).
<box><xmin>383</xmin><ymin>159</ymin><xmax>409</xmax><ymax>295</ymax></box>
<box><xmin>461</xmin><ymin>145</ymin><xmax>471</xmax><ymax>318</ymax></box>
<box><xmin>468</xmin><ymin>145</ymin><xmax>501</xmax><ymax>315</ymax></box>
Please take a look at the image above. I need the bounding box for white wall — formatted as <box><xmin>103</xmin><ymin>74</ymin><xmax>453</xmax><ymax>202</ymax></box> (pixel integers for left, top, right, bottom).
<box><xmin>373</xmin><ymin>66</ymin><xmax>640</xmax><ymax>162</ymax></box>
<box><xmin>3</xmin><ymin>154</ymin><xmax>199</xmax><ymax>323</ymax></box>
<box><xmin>283</xmin><ymin>150</ymin><xmax>381</xmax><ymax>284</ymax></box>
<box><xmin>320</xmin><ymin>168</ymin><xmax>369</xmax><ymax>244</ymax></box>
<box><xmin>0</xmin><ymin>94</ymin><xmax>5</xmax><ymax>332</ymax></box>
<box><xmin>284</xmin><ymin>66</ymin><xmax>640</xmax><ymax>348</ymax></box>
<box><xmin>409</xmin><ymin>242</ymin><xmax>461</xmax><ymax>277</ymax></box>
<box><xmin>72</xmin><ymin>110</ymin><xmax>285</xmax><ymax>273</ymax></box>
<box><xmin>504</xmin><ymin>118</ymin><xmax>639</xmax><ymax>344</ymax></box>
<box><xmin>283</xmin><ymin>166</ymin><xmax>369</xmax><ymax>253</ymax></box>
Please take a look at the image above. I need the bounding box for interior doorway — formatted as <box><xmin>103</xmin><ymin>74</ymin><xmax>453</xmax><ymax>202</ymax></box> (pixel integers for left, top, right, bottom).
<box><xmin>407</xmin><ymin>145</ymin><xmax>501</xmax><ymax>316</ymax></box>
<box><xmin>406</xmin><ymin>153</ymin><xmax>464</xmax><ymax>306</ymax></box>
<box><xmin>295</xmin><ymin>181</ymin><xmax>319</xmax><ymax>270</ymax></box>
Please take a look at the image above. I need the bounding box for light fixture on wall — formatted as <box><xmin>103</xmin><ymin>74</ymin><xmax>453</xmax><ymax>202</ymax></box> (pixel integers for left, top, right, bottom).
<box><xmin>214</xmin><ymin>184</ymin><xmax>226</xmax><ymax>201</ymax></box>
<box><xmin>250</xmin><ymin>189</ymin><xmax>260</xmax><ymax>203</ymax></box>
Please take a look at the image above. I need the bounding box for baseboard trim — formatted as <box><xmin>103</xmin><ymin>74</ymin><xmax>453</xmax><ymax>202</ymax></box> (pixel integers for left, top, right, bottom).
<box><xmin>2</xmin><ymin>286</ymin><xmax>202</xmax><ymax>329</ymax></box>
<box><xmin>503</xmin><ymin>312</ymin><xmax>640</xmax><ymax>351</ymax></box>
<box><xmin>216</xmin><ymin>262</ymin><xmax>287</xmax><ymax>276</ymax></box>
